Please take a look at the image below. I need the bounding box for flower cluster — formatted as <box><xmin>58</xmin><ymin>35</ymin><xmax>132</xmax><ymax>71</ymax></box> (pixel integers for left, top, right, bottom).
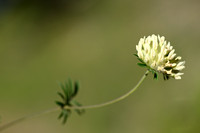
<box><xmin>136</xmin><ymin>34</ymin><xmax>185</xmax><ymax>80</ymax></box>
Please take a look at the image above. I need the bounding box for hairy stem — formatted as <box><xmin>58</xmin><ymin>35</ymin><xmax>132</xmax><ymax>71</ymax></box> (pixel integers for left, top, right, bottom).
<box><xmin>0</xmin><ymin>70</ymin><xmax>149</xmax><ymax>132</ymax></box>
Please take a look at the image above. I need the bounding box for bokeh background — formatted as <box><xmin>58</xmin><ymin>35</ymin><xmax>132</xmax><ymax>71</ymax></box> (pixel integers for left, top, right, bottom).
<box><xmin>0</xmin><ymin>0</ymin><xmax>199</xmax><ymax>133</ymax></box>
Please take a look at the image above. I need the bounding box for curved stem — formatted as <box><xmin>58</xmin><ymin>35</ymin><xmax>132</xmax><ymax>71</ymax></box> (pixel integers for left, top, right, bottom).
<box><xmin>65</xmin><ymin>70</ymin><xmax>149</xmax><ymax>110</ymax></box>
<box><xmin>0</xmin><ymin>70</ymin><xmax>149</xmax><ymax>132</ymax></box>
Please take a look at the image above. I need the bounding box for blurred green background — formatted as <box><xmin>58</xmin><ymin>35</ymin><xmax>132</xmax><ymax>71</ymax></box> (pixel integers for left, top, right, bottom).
<box><xmin>0</xmin><ymin>0</ymin><xmax>199</xmax><ymax>133</ymax></box>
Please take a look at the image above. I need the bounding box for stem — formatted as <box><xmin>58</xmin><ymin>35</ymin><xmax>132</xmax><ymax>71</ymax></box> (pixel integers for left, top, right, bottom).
<box><xmin>0</xmin><ymin>70</ymin><xmax>149</xmax><ymax>132</ymax></box>
<box><xmin>0</xmin><ymin>108</ymin><xmax>59</xmax><ymax>132</ymax></box>
<box><xmin>65</xmin><ymin>70</ymin><xmax>149</xmax><ymax>110</ymax></box>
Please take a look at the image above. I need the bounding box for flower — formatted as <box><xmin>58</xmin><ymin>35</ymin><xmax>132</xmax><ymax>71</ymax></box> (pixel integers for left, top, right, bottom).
<box><xmin>135</xmin><ymin>34</ymin><xmax>185</xmax><ymax>80</ymax></box>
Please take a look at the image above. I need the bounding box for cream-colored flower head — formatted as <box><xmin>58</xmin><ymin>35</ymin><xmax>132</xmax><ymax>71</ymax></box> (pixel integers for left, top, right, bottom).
<box><xmin>135</xmin><ymin>34</ymin><xmax>185</xmax><ymax>80</ymax></box>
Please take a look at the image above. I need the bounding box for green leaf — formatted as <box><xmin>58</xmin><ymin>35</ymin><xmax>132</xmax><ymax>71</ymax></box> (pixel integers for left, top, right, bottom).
<box><xmin>68</xmin><ymin>79</ymin><xmax>73</xmax><ymax>95</ymax></box>
<box><xmin>72</xmin><ymin>81</ymin><xmax>79</xmax><ymax>98</ymax></box>
<box><xmin>57</xmin><ymin>92</ymin><xmax>65</xmax><ymax>101</ymax></box>
<box><xmin>56</xmin><ymin>78</ymin><xmax>85</xmax><ymax>124</ymax></box>
<box><xmin>71</xmin><ymin>100</ymin><xmax>85</xmax><ymax>115</ymax></box>
<box><xmin>62</xmin><ymin>114</ymin><xmax>68</xmax><ymax>124</ymax></box>
<box><xmin>62</xmin><ymin>109</ymin><xmax>71</xmax><ymax>124</ymax></box>
<box><xmin>65</xmin><ymin>79</ymin><xmax>73</xmax><ymax>101</ymax></box>
<box><xmin>74</xmin><ymin>109</ymin><xmax>85</xmax><ymax>115</ymax></box>
<box><xmin>55</xmin><ymin>101</ymin><xmax>64</xmax><ymax>108</ymax></box>
<box><xmin>137</xmin><ymin>63</ymin><xmax>147</xmax><ymax>67</ymax></box>
<box><xmin>59</xmin><ymin>82</ymin><xmax>67</xmax><ymax>99</ymax></box>
<box><xmin>58</xmin><ymin>111</ymin><xmax>64</xmax><ymax>119</ymax></box>
<box><xmin>71</xmin><ymin>100</ymin><xmax>83</xmax><ymax>107</ymax></box>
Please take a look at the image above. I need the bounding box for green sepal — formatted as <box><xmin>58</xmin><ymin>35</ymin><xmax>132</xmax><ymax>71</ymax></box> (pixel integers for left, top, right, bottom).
<box><xmin>134</xmin><ymin>53</ymin><xmax>161</xmax><ymax>80</ymax></box>
<box><xmin>137</xmin><ymin>58</ymin><xmax>145</xmax><ymax>64</ymax></box>
<box><xmin>133</xmin><ymin>53</ymin><xmax>138</xmax><ymax>57</ymax></box>
<box><xmin>163</xmin><ymin>74</ymin><xmax>170</xmax><ymax>80</ymax></box>
<box><xmin>137</xmin><ymin>63</ymin><xmax>147</xmax><ymax>67</ymax></box>
<box><xmin>134</xmin><ymin>53</ymin><xmax>145</xmax><ymax>64</ymax></box>
<box><xmin>147</xmin><ymin>68</ymin><xmax>159</xmax><ymax>80</ymax></box>
<box><xmin>153</xmin><ymin>73</ymin><xmax>158</xmax><ymax>80</ymax></box>
<box><xmin>148</xmin><ymin>68</ymin><xmax>156</xmax><ymax>74</ymax></box>
<box><xmin>164</xmin><ymin>67</ymin><xmax>173</xmax><ymax>71</ymax></box>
